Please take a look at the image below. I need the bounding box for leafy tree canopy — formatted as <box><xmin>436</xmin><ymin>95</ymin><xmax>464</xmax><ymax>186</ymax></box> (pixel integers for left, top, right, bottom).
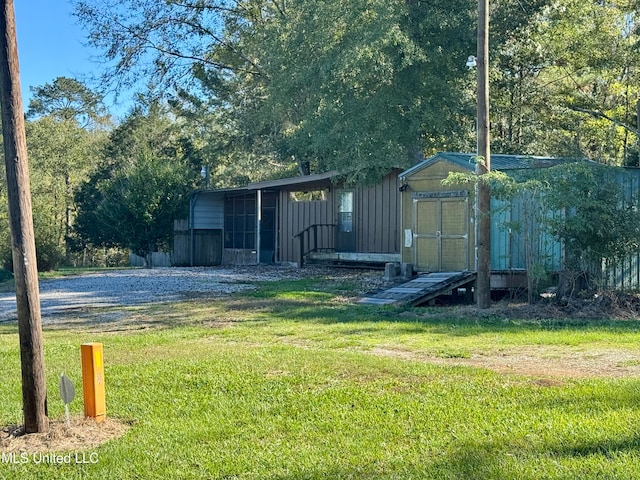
<box><xmin>27</xmin><ymin>76</ymin><xmax>110</xmax><ymax>129</ymax></box>
<box><xmin>73</xmin><ymin>102</ymin><xmax>202</xmax><ymax>256</ymax></box>
<box><xmin>224</xmin><ymin>0</ymin><xmax>477</xmax><ymax>182</ymax></box>
<box><xmin>490</xmin><ymin>0</ymin><xmax>640</xmax><ymax>164</ymax></box>
<box><xmin>74</xmin><ymin>0</ymin><xmax>478</xmax><ymax>182</ymax></box>
<box><xmin>72</xmin><ymin>0</ymin><xmax>640</xmax><ymax>174</ymax></box>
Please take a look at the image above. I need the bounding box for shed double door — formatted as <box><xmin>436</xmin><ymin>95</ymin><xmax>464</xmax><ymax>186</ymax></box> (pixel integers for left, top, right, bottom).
<box><xmin>413</xmin><ymin>195</ymin><xmax>470</xmax><ymax>272</ymax></box>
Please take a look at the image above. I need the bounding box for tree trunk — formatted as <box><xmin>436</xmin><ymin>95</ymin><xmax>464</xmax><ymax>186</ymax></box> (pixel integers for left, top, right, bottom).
<box><xmin>0</xmin><ymin>0</ymin><xmax>48</xmax><ymax>433</ymax></box>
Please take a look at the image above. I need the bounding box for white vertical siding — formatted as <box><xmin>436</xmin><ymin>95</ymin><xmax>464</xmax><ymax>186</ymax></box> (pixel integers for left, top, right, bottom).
<box><xmin>193</xmin><ymin>192</ymin><xmax>224</xmax><ymax>229</ymax></box>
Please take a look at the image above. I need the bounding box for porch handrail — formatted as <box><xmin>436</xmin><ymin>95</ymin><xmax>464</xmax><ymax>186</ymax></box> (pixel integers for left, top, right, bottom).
<box><xmin>293</xmin><ymin>223</ymin><xmax>336</xmax><ymax>267</ymax></box>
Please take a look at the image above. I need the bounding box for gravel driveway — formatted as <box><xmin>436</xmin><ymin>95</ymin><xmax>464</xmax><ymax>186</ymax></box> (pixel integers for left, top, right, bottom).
<box><xmin>0</xmin><ymin>265</ymin><xmax>327</xmax><ymax>324</ymax></box>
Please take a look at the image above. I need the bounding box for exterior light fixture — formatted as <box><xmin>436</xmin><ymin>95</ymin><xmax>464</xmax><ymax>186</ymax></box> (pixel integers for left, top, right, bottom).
<box><xmin>200</xmin><ymin>165</ymin><xmax>210</xmax><ymax>188</ymax></box>
<box><xmin>466</xmin><ymin>55</ymin><xmax>477</xmax><ymax>68</ymax></box>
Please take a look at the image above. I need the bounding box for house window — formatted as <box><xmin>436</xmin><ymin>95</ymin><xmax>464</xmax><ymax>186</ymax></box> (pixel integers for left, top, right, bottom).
<box><xmin>338</xmin><ymin>190</ymin><xmax>354</xmax><ymax>233</ymax></box>
<box><xmin>224</xmin><ymin>194</ymin><xmax>256</xmax><ymax>249</ymax></box>
<box><xmin>289</xmin><ymin>189</ymin><xmax>328</xmax><ymax>202</ymax></box>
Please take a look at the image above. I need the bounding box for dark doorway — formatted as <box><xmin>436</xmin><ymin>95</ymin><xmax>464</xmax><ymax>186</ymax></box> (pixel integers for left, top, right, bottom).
<box><xmin>259</xmin><ymin>192</ymin><xmax>277</xmax><ymax>263</ymax></box>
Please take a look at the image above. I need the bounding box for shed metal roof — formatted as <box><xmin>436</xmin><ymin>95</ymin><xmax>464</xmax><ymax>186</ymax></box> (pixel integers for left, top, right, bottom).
<box><xmin>399</xmin><ymin>152</ymin><xmax>572</xmax><ymax>179</ymax></box>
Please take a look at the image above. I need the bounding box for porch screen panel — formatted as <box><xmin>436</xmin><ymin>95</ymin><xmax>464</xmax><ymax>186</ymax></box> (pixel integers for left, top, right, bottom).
<box><xmin>225</xmin><ymin>194</ymin><xmax>256</xmax><ymax>249</ymax></box>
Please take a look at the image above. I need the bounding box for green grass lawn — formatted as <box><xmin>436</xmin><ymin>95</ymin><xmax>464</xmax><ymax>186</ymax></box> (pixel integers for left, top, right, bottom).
<box><xmin>1</xmin><ymin>276</ymin><xmax>640</xmax><ymax>479</ymax></box>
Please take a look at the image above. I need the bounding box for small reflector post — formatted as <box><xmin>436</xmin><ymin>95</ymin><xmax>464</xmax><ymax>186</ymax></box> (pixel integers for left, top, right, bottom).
<box><xmin>81</xmin><ymin>343</ymin><xmax>106</xmax><ymax>423</ymax></box>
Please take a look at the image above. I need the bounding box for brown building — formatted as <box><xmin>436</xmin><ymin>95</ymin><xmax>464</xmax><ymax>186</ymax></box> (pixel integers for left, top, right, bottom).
<box><xmin>176</xmin><ymin>169</ymin><xmax>403</xmax><ymax>266</ymax></box>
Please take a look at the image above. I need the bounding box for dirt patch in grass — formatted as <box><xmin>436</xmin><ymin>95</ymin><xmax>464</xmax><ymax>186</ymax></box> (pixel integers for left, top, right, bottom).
<box><xmin>0</xmin><ymin>417</ymin><xmax>130</xmax><ymax>454</ymax></box>
<box><xmin>369</xmin><ymin>346</ymin><xmax>640</xmax><ymax>380</ymax></box>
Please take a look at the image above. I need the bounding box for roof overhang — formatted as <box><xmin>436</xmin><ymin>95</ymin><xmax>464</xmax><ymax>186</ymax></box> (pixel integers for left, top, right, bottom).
<box><xmin>248</xmin><ymin>171</ymin><xmax>338</xmax><ymax>190</ymax></box>
<box><xmin>191</xmin><ymin>186</ymin><xmax>251</xmax><ymax>199</ymax></box>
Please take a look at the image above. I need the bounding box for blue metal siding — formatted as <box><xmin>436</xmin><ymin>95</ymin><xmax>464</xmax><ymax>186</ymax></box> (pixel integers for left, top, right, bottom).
<box><xmin>490</xmin><ymin>195</ymin><xmax>564</xmax><ymax>273</ymax></box>
<box><xmin>490</xmin><ymin>198</ymin><xmax>513</xmax><ymax>270</ymax></box>
<box><xmin>403</xmin><ymin>155</ymin><xmax>640</xmax><ymax>288</ymax></box>
<box><xmin>601</xmin><ymin>168</ymin><xmax>640</xmax><ymax>290</ymax></box>
<box><xmin>603</xmin><ymin>255</ymin><xmax>640</xmax><ymax>291</ymax></box>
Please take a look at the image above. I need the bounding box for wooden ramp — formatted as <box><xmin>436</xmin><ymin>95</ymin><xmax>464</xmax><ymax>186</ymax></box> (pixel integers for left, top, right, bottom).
<box><xmin>358</xmin><ymin>271</ymin><xmax>477</xmax><ymax>306</ymax></box>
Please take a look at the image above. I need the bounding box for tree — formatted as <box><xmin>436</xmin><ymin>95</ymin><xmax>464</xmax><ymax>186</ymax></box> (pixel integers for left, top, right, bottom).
<box><xmin>205</xmin><ymin>0</ymin><xmax>477</xmax><ymax>182</ymax></box>
<box><xmin>23</xmin><ymin>117</ymin><xmax>105</xmax><ymax>268</ymax></box>
<box><xmin>73</xmin><ymin>0</ymin><xmax>255</xmax><ymax>92</ymax></box>
<box><xmin>171</xmin><ymin>85</ymin><xmax>276</xmax><ymax>188</ymax></box>
<box><xmin>3</xmin><ymin>78</ymin><xmax>112</xmax><ymax>269</ymax></box>
<box><xmin>488</xmin><ymin>0</ymin><xmax>551</xmax><ymax>154</ymax></box>
<box><xmin>489</xmin><ymin>0</ymin><xmax>640</xmax><ymax>164</ymax></box>
<box><xmin>27</xmin><ymin>76</ymin><xmax>109</xmax><ymax>129</ymax></box>
<box><xmin>85</xmin><ymin>152</ymin><xmax>194</xmax><ymax>256</ymax></box>
<box><xmin>228</xmin><ymin>0</ymin><xmax>429</xmax><ymax>180</ymax></box>
<box><xmin>74</xmin><ymin>102</ymin><xmax>200</xmax><ymax>257</ymax></box>
<box><xmin>74</xmin><ymin>0</ymin><xmax>478</xmax><ymax>182</ymax></box>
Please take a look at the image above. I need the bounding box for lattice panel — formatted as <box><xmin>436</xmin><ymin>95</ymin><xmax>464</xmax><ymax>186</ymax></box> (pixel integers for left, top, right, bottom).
<box><xmin>415</xmin><ymin>201</ymin><xmax>438</xmax><ymax>234</ymax></box>
<box><xmin>441</xmin><ymin>200</ymin><xmax>467</xmax><ymax>235</ymax></box>
<box><xmin>441</xmin><ymin>238</ymin><xmax>468</xmax><ymax>271</ymax></box>
<box><xmin>415</xmin><ymin>237</ymin><xmax>439</xmax><ymax>271</ymax></box>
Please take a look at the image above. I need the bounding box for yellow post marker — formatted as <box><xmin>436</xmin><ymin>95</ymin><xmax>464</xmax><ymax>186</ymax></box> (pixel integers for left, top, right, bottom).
<box><xmin>81</xmin><ymin>343</ymin><xmax>106</xmax><ymax>423</ymax></box>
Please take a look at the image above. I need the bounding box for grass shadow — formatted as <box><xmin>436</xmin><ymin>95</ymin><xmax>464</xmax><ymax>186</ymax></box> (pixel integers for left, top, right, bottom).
<box><xmin>246</xmin><ymin>276</ymin><xmax>640</xmax><ymax>328</ymax></box>
<box><xmin>224</xmin><ymin>290</ymin><xmax>640</xmax><ymax>337</ymax></box>
<box><xmin>548</xmin><ymin>434</ymin><xmax>640</xmax><ymax>458</ymax></box>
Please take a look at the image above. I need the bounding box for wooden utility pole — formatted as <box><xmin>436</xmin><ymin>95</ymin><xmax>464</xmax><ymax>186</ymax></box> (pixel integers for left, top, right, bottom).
<box><xmin>476</xmin><ymin>0</ymin><xmax>491</xmax><ymax>308</ymax></box>
<box><xmin>0</xmin><ymin>0</ymin><xmax>48</xmax><ymax>433</ymax></box>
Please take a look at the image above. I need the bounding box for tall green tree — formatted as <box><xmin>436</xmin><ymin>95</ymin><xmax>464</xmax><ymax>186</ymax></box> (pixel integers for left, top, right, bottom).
<box><xmin>73</xmin><ymin>0</ymin><xmax>253</xmax><ymax>91</ymax></box>
<box><xmin>25</xmin><ymin>117</ymin><xmax>104</xmax><ymax>268</ymax></box>
<box><xmin>191</xmin><ymin>0</ymin><xmax>477</xmax><ymax>182</ymax></box>
<box><xmin>490</xmin><ymin>0</ymin><xmax>640</xmax><ymax>164</ymax></box>
<box><xmin>0</xmin><ymin>78</ymin><xmax>108</xmax><ymax>270</ymax></box>
<box><xmin>75</xmin><ymin>0</ymin><xmax>640</xmax><ymax>177</ymax></box>
<box><xmin>74</xmin><ymin>102</ymin><xmax>201</xmax><ymax>256</ymax></box>
<box><xmin>75</xmin><ymin>0</ymin><xmax>478</xmax><ymax>183</ymax></box>
<box><xmin>25</xmin><ymin>77</ymin><xmax>108</xmax><ymax>267</ymax></box>
<box><xmin>27</xmin><ymin>76</ymin><xmax>109</xmax><ymax>128</ymax></box>
<box><xmin>225</xmin><ymin>0</ymin><xmax>476</xmax><ymax>181</ymax></box>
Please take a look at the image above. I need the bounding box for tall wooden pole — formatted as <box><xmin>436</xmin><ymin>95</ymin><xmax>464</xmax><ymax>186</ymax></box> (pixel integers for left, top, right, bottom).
<box><xmin>0</xmin><ymin>0</ymin><xmax>48</xmax><ymax>433</ymax></box>
<box><xmin>476</xmin><ymin>0</ymin><xmax>491</xmax><ymax>308</ymax></box>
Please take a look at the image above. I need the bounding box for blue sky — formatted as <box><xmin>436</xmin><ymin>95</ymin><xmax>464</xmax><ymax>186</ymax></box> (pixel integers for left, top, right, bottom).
<box><xmin>14</xmin><ymin>1</ymin><xmax>124</xmax><ymax>116</ymax></box>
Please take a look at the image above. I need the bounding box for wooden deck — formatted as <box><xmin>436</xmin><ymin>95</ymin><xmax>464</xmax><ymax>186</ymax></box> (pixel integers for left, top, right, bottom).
<box><xmin>307</xmin><ymin>252</ymin><xmax>401</xmax><ymax>264</ymax></box>
<box><xmin>358</xmin><ymin>271</ymin><xmax>477</xmax><ymax>306</ymax></box>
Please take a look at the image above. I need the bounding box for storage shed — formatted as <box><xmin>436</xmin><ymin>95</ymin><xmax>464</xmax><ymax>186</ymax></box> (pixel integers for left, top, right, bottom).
<box><xmin>398</xmin><ymin>152</ymin><xmax>566</xmax><ymax>285</ymax></box>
